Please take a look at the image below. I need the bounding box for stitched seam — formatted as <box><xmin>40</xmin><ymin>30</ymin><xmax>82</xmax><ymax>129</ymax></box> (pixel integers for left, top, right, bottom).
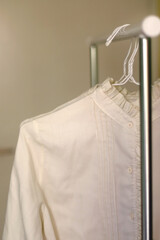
<box><xmin>20</xmin><ymin>83</ymin><xmax>101</xmax><ymax>128</ymax></box>
<box><xmin>33</xmin><ymin>121</ymin><xmax>44</xmax><ymax>187</ymax></box>
<box><xmin>100</xmin><ymin>111</ymin><xmax>110</xmax><ymax>238</ymax></box>
<box><xmin>100</xmin><ymin>109</ymin><xmax>108</xmax><ymax>236</ymax></box>
<box><xmin>106</xmin><ymin>119</ymin><xmax>113</xmax><ymax>239</ymax></box>
<box><xmin>93</xmin><ymin>103</ymin><xmax>107</xmax><ymax>237</ymax></box>
<box><xmin>110</xmin><ymin>120</ymin><xmax>119</xmax><ymax>240</ymax></box>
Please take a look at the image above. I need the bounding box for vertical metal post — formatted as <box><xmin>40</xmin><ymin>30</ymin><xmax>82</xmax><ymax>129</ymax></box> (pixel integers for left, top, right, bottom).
<box><xmin>139</xmin><ymin>37</ymin><xmax>152</xmax><ymax>240</ymax></box>
<box><xmin>90</xmin><ymin>44</ymin><xmax>98</xmax><ymax>87</ymax></box>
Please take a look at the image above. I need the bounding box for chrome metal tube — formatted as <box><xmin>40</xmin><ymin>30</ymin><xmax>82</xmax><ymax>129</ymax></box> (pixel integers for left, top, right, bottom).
<box><xmin>89</xmin><ymin>16</ymin><xmax>160</xmax><ymax>46</ymax></box>
<box><xmin>90</xmin><ymin>45</ymin><xmax>98</xmax><ymax>87</ymax></box>
<box><xmin>139</xmin><ymin>37</ymin><xmax>152</xmax><ymax>240</ymax></box>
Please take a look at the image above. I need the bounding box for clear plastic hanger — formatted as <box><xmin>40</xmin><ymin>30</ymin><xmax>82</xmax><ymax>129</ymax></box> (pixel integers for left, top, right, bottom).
<box><xmin>106</xmin><ymin>24</ymin><xmax>139</xmax><ymax>86</ymax></box>
<box><xmin>105</xmin><ymin>24</ymin><xmax>130</xmax><ymax>46</ymax></box>
<box><xmin>113</xmin><ymin>41</ymin><xmax>133</xmax><ymax>85</ymax></box>
<box><xmin>113</xmin><ymin>39</ymin><xmax>139</xmax><ymax>86</ymax></box>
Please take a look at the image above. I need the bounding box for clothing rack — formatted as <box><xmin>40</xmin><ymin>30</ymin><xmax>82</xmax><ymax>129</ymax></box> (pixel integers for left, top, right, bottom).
<box><xmin>89</xmin><ymin>15</ymin><xmax>160</xmax><ymax>240</ymax></box>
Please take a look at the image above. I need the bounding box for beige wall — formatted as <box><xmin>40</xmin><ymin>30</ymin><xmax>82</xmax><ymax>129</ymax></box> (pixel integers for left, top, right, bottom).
<box><xmin>0</xmin><ymin>0</ymin><xmax>156</xmax><ymax>237</ymax></box>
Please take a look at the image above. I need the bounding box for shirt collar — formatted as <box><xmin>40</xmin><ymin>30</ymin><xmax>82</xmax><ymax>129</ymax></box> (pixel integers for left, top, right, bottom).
<box><xmin>91</xmin><ymin>77</ymin><xmax>160</xmax><ymax>125</ymax></box>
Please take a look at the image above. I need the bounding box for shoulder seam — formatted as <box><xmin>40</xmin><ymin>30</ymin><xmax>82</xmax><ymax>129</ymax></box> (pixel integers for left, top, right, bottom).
<box><xmin>20</xmin><ymin>84</ymin><xmax>100</xmax><ymax>128</ymax></box>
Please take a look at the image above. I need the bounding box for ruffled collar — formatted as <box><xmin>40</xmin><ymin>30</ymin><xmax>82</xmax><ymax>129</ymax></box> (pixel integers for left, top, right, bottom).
<box><xmin>101</xmin><ymin>78</ymin><xmax>139</xmax><ymax>118</ymax></box>
<box><xmin>92</xmin><ymin>77</ymin><xmax>160</xmax><ymax>124</ymax></box>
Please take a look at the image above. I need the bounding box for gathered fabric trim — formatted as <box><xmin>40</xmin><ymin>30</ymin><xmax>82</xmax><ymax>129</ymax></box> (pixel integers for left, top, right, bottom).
<box><xmin>100</xmin><ymin>78</ymin><xmax>160</xmax><ymax>119</ymax></box>
<box><xmin>134</xmin><ymin>115</ymin><xmax>141</xmax><ymax>240</ymax></box>
<box><xmin>101</xmin><ymin>78</ymin><xmax>139</xmax><ymax>118</ymax></box>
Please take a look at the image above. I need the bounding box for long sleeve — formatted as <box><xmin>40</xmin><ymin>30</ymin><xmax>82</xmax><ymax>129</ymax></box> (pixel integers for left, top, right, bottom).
<box><xmin>3</xmin><ymin>124</ymin><xmax>44</xmax><ymax>240</ymax></box>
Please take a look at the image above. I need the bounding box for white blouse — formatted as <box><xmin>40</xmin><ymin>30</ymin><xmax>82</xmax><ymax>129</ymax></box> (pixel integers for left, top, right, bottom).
<box><xmin>3</xmin><ymin>78</ymin><xmax>160</xmax><ymax>240</ymax></box>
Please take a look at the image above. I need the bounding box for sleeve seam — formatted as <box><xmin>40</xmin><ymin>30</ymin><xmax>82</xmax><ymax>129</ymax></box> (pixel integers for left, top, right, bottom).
<box><xmin>33</xmin><ymin>120</ymin><xmax>44</xmax><ymax>188</ymax></box>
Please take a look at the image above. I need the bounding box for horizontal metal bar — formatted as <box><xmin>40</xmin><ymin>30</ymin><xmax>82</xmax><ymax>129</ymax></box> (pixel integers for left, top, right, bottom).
<box><xmin>89</xmin><ymin>15</ymin><xmax>160</xmax><ymax>46</ymax></box>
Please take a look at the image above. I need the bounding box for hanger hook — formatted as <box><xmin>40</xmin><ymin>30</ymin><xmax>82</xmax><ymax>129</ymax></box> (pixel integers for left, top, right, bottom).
<box><xmin>105</xmin><ymin>24</ymin><xmax>130</xmax><ymax>46</ymax></box>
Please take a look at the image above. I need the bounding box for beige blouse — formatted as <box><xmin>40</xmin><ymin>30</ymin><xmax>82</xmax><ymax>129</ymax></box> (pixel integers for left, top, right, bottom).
<box><xmin>3</xmin><ymin>78</ymin><xmax>160</xmax><ymax>240</ymax></box>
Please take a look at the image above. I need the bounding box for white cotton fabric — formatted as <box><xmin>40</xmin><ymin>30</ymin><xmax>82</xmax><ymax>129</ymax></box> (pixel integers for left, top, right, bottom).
<box><xmin>3</xmin><ymin>78</ymin><xmax>160</xmax><ymax>240</ymax></box>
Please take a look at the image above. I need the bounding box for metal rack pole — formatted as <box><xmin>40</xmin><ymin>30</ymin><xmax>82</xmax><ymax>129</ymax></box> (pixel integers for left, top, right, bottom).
<box><xmin>139</xmin><ymin>37</ymin><xmax>152</xmax><ymax>240</ymax></box>
<box><xmin>90</xmin><ymin>44</ymin><xmax>98</xmax><ymax>87</ymax></box>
